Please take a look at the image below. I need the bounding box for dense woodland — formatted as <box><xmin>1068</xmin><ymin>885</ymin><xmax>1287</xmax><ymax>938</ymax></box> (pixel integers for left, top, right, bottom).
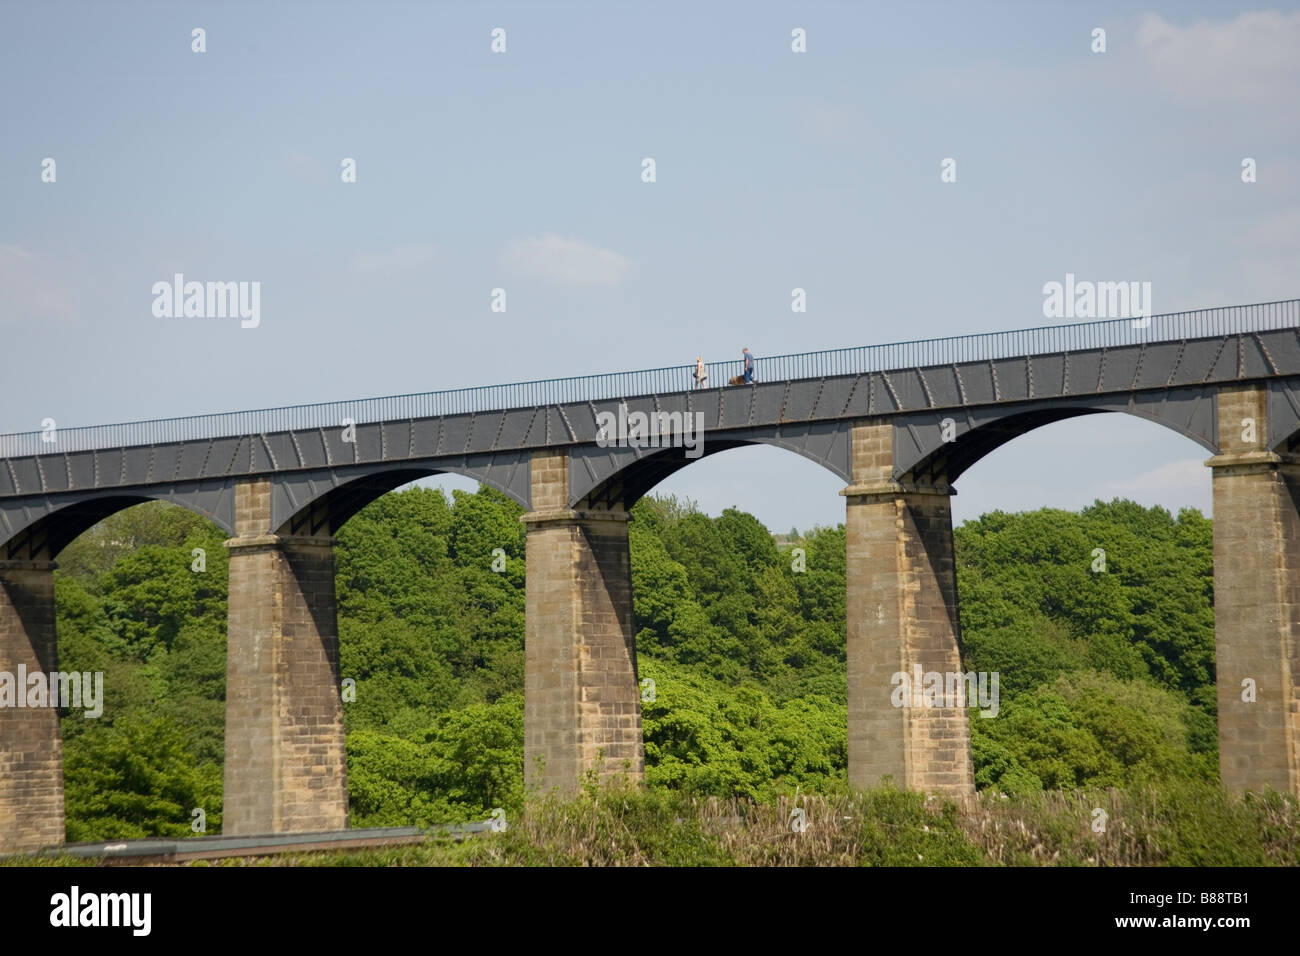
<box><xmin>50</xmin><ymin>487</ymin><xmax>1221</xmax><ymax>841</ymax></box>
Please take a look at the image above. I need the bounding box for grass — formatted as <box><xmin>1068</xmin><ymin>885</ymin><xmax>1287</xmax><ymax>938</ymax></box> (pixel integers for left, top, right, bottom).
<box><xmin>8</xmin><ymin>780</ymin><xmax>1297</xmax><ymax>867</ymax></box>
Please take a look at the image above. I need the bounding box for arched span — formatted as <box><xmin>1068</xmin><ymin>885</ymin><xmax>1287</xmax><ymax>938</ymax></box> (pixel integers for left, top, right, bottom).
<box><xmin>568</xmin><ymin>421</ymin><xmax>851</xmax><ymax>509</ymax></box>
<box><xmin>270</xmin><ymin>456</ymin><xmax>531</xmax><ymax>537</ymax></box>
<box><xmin>894</xmin><ymin>389</ymin><xmax>1219</xmax><ymax>484</ymax></box>
<box><xmin>0</xmin><ymin>486</ymin><xmax>237</xmax><ymax>561</ymax></box>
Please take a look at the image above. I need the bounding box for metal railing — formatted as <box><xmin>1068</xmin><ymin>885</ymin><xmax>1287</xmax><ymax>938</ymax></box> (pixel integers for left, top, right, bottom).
<box><xmin>1</xmin><ymin>299</ymin><xmax>1295</xmax><ymax>459</ymax></box>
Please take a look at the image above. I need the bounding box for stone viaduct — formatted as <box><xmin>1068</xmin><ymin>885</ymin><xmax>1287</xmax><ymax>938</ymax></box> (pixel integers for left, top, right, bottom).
<box><xmin>2</xmin><ymin>300</ymin><xmax>1299</xmax><ymax>852</ymax></box>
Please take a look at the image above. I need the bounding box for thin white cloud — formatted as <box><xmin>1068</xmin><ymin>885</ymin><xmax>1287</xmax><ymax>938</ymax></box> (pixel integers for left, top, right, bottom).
<box><xmin>918</xmin><ymin>11</ymin><xmax>1300</xmax><ymax>109</ymax></box>
<box><xmin>1095</xmin><ymin>458</ymin><xmax>1209</xmax><ymax>506</ymax></box>
<box><xmin>0</xmin><ymin>244</ymin><xmax>80</xmax><ymax>325</ymax></box>
<box><xmin>1137</xmin><ymin>11</ymin><xmax>1300</xmax><ymax>104</ymax></box>
<box><xmin>348</xmin><ymin>243</ymin><xmax>439</xmax><ymax>273</ymax></box>
<box><xmin>502</xmin><ymin>234</ymin><xmax>632</xmax><ymax>286</ymax></box>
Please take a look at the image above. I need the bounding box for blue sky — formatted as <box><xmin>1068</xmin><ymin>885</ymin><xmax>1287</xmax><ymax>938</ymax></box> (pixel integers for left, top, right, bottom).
<box><xmin>3</xmin><ymin>1</ymin><xmax>1297</xmax><ymax>531</ymax></box>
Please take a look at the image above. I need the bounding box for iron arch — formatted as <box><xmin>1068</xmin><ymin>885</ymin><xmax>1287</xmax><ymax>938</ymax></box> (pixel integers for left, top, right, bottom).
<box><xmin>894</xmin><ymin>390</ymin><xmax>1220</xmax><ymax>484</ymax></box>
<box><xmin>0</xmin><ymin>486</ymin><xmax>237</xmax><ymax>561</ymax></box>
<box><xmin>568</xmin><ymin>421</ymin><xmax>852</xmax><ymax>510</ymax></box>
<box><xmin>270</xmin><ymin>457</ymin><xmax>531</xmax><ymax>537</ymax></box>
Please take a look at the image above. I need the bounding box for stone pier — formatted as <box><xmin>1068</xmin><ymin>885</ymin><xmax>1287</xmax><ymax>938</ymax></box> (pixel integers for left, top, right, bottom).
<box><xmin>843</xmin><ymin>421</ymin><xmax>974</xmax><ymax>795</ymax></box>
<box><xmin>1207</xmin><ymin>384</ymin><xmax>1300</xmax><ymax>797</ymax></box>
<box><xmin>223</xmin><ymin>479</ymin><xmax>348</xmax><ymax>834</ymax></box>
<box><xmin>0</xmin><ymin>560</ymin><xmax>63</xmax><ymax>852</ymax></box>
<box><xmin>523</xmin><ymin>450</ymin><xmax>644</xmax><ymax>793</ymax></box>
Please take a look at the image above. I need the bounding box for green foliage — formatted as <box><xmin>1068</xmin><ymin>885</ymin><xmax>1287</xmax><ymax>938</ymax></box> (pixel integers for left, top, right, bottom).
<box><xmin>628</xmin><ymin>498</ymin><xmax>845</xmax><ymax>699</ymax></box>
<box><xmin>639</xmin><ymin>658</ymin><xmax>846</xmax><ymax>799</ymax></box>
<box><xmin>335</xmin><ymin>486</ymin><xmax>525</xmax><ymax>712</ymax></box>
<box><xmin>63</xmin><ymin>715</ymin><xmax>221</xmax><ymax>842</ymax></box>
<box><xmin>955</xmin><ymin>500</ymin><xmax>1219</xmax><ymax>795</ymax></box>
<box><xmin>54</xmin><ymin>487</ymin><xmax>1238</xmax><ymax>858</ymax></box>
<box><xmin>54</xmin><ymin>503</ymin><xmax>228</xmax><ymax>840</ymax></box>
<box><xmin>955</xmin><ymin>502</ymin><xmax>1215</xmax><ymax>698</ymax></box>
<box><xmin>346</xmin><ymin>694</ymin><xmax>524</xmax><ymax>827</ymax></box>
<box><xmin>851</xmin><ymin>787</ymin><xmax>988</xmax><ymax>866</ymax></box>
<box><xmin>972</xmin><ymin>670</ymin><xmax>1216</xmax><ymax>793</ymax></box>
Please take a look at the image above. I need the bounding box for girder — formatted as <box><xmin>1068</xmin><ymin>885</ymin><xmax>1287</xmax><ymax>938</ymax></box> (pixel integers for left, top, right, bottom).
<box><xmin>3</xmin><ymin>323</ymin><xmax>1299</xmax><ymax>551</ymax></box>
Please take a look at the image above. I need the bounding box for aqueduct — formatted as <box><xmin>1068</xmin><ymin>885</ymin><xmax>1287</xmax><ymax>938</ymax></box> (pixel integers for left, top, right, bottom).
<box><xmin>2</xmin><ymin>299</ymin><xmax>1299</xmax><ymax>851</ymax></box>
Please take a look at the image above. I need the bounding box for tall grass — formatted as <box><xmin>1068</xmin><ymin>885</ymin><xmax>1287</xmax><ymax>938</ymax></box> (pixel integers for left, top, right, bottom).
<box><xmin>13</xmin><ymin>780</ymin><xmax>1295</xmax><ymax>867</ymax></box>
<box><xmin>239</xmin><ymin>780</ymin><xmax>1300</xmax><ymax>867</ymax></box>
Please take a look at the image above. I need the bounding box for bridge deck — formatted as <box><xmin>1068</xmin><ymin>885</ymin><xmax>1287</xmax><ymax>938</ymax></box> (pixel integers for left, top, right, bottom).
<box><xmin>1</xmin><ymin>299</ymin><xmax>1295</xmax><ymax>459</ymax></box>
<box><xmin>2</xmin><ymin>299</ymin><xmax>1298</xmax><ymax>546</ymax></box>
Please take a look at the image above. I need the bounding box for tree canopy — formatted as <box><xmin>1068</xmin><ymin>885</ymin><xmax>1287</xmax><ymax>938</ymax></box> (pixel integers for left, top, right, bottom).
<box><xmin>51</xmin><ymin>488</ymin><xmax>1222</xmax><ymax>838</ymax></box>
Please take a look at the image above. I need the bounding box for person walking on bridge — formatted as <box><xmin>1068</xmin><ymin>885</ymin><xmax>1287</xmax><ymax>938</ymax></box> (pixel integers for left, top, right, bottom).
<box><xmin>694</xmin><ymin>356</ymin><xmax>708</xmax><ymax>389</ymax></box>
<box><xmin>742</xmin><ymin>347</ymin><xmax>755</xmax><ymax>384</ymax></box>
